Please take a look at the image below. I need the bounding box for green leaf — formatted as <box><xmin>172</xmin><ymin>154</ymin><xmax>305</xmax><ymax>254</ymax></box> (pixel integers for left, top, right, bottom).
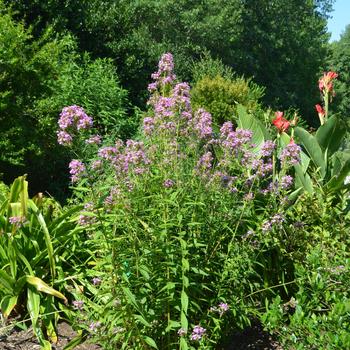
<box><xmin>27</xmin><ymin>286</ymin><xmax>40</xmax><ymax>333</ymax></box>
<box><xmin>28</xmin><ymin>200</ymin><xmax>56</xmax><ymax>280</ymax></box>
<box><xmin>63</xmin><ymin>331</ymin><xmax>87</xmax><ymax>350</ymax></box>
<box><xmin>294</xmin><ymin>127</ymin><xmax>326</xmax><ymax>179</ymax></box>
<box><xmin>326</xmin><ymin>158</ymin><xmax>350</xmax><ymax>190</ymax></box>
<box><xmin>316</xmin><ymin>115</ymin><xmax>346</xmax><ymax>157</ymax></box>
<box><xmin>180</xmin><ymin>311</ymin><xmax>188</xmax><ymax>331</ymax></box>
<box><xmin>237</xmin><ymin>104</ymin><xmax>265</xmax><ymax>152</ymax></box>
<box><xmin>122</xmin><ymin>286</ymin><xmax>141</xmax><ymax>312</ymax></box>
<box><xmin>1</xmin><ymin>295</ymin><xmax>18</xmax><ymax>318</ymax></box>
<box><xmin>180</xmin><ymin>337</ymin><xmax>189</xmax><ymax>350</ymax></box>
<box><xmin>181</xmin><ymin>290</ymin><xmax>189</xmax><ymax>314</ymax></box>
<box><xmin>294</xmin><ymin>164</ymin><xmax>314</xmax><ymax>194</ymax></box>
<box><xmin>0</xmin><ymin>270</ymin><xmax>15</xmax><ymax>293</ymax></box>
<box><xmin>134</xmin><ymin>314</ymin><xmax>151</xmax><ymax>327</ymax></box>
<box><xmin>26</xmin><ymin>276</ymin><xmax>67</xmax><ymax>302</ymax></box>
<box><xmin>143</xmin><ymin>336</ymin><xmax>158</xmax><ymax>349</ymax></box>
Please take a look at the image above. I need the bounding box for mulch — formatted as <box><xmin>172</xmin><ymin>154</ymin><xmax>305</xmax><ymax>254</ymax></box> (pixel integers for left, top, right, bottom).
<box><xmin>0</xmin><ymin>322</ymin><xmax>100</xmax><ymax>350</ymax></box>
<box><xmin>0</xmin><ymin>320</ymin><xmax>283</xmax><ymax>350</ymax></box>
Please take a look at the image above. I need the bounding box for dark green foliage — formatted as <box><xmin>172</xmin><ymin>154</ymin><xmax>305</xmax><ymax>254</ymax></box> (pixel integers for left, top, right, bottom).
<box><xmin>6</xmin><ymin>0</ymin><xmax>333</xmax><ymax>119</ymax></box>
<box><xmin>328</xmin><ymin>25</ymin><xmax>350</xmax><ymax>121</ymax></box>
<box><xmin>0</xmin><ymin>4</ymin><xmax>130</xmax><ymax>199</ymax></box>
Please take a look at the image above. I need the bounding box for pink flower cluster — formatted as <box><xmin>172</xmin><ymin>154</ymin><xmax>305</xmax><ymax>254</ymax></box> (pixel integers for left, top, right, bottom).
<box><xmin>148</xmin><ymin>53</ymin><xmax>176</xmax><ymax>92</ymax></box>
<box><xmin>57</xmin><ymin>105</ymin><xmax>93</xmax><ymax>145</ymax></box>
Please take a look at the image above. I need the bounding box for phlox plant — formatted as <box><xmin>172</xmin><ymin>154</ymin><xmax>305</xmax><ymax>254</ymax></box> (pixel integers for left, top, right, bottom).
<box><xmin>58</xmin><ymin>54</ymin><xmax>303</xmax><ymax>349</ymax></box>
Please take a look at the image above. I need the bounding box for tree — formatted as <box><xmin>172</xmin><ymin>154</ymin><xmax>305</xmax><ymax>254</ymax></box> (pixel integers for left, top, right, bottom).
<box><xmin>0</xmin><ymin>2</ymin><xmax>130</xmax><ymax>198</ymax></box>
<box><xmin>328</xmin><ymin>24</ymin><xmax>350</xmax><ymax>120</ymax></box>
<box><xmin>5</xmin><ymin>0</ymin><xmax>334</xmax><ymax>120</ymax></box>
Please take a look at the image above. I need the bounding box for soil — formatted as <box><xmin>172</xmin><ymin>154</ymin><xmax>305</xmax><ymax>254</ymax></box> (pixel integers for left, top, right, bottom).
<box><xmin>0</xmin><ymin>322</ymin><xmax>100</xmax><ymax>350</ymax></box>
<box><xmin>224</xmin><ymin>321</ymin><xmax>283</xmax><ymax>350</ymax></box>
<box><xmin>0</xmin><ymin>320</ymin><xmax>282</xmax><ymax>350</ymax></box>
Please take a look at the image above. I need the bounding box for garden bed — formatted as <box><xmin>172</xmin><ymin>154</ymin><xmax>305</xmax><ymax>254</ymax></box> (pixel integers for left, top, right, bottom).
<box><xmin>0</xmin><ymin>321</ymin><xmax>283</xmax><ymax>350</ymax></box>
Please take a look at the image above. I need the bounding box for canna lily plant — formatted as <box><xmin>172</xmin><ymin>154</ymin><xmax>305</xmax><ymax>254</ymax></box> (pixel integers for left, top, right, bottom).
<box><xmin>235</xmin><ymin>71</ymin><xmax>349</xmax><ymax>200</ymax></box>
<box><xmin>0</xmin><ymin>176</ymin><xmax>83</xmax><ymax>349</ymax></box>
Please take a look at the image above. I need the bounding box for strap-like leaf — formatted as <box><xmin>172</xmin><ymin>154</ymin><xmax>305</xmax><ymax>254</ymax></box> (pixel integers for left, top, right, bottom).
<box><xmin>26</xmin><ymin>276</ymin><xmax>67</xmax><ymax>302</ymax></box>
<box><xmin>28</xmin><ymin>200</ymin><xmax>56</xmax><ymax>281</ymax></box>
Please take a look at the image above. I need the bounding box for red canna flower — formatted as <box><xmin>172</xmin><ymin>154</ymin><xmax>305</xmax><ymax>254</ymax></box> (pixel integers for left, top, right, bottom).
<box><xmin>315</xmin><ymin>104</ymin><xmax>325</xmax><ymax>117</ymax></box>
<box><xmin>272</xmin><ymin>111</ymin><xmax>290</xmax><ymax>133</ymax></box>
<box><xmin>318</xmin><ymin>71</ymin><xmax>338</xmax><ymax>93</ymax></box>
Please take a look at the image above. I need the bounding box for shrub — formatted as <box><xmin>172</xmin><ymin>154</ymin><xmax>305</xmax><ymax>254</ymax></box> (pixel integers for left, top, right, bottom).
<box><xmin>262</xmin><ymin>193</ymin><xmax>350</xmax><ymax>349</ymax></box>
<box><xmin>191</xmin><ymin>56</ymin><xmax>265</xmax><ymax>123</ymax></box>
<box><xmin>191</xmin><ymin>74</ymin><xmax>264</xmax><ymax>127</ymax></box>
<box><xmin>0</xmin><ymin>5</ymin><xmax>131</xmax><ymax>198</ymax></box>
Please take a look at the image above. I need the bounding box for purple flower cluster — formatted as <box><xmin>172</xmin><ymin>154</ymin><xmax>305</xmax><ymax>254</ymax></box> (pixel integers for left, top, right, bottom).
<box><xmin>192</xmin><ymin>108</ymin><xmax>213</xmax><ymax>139</ymax></box>
<box><xmin>262</xmin><ymin>213</ymin><xmax>285</xmax><ymax>233</ymax></box>
<box><xmin>177</xmin><ymin>328</ymin><xmax>187</xmax><ymax>337</ymax></box>
<box><xmin>251</xmin><ymin>159</ymin><xmax>273</xmax><ymax>177</ymax></box>
<box><xmin>190</xmin><ymin>325</ymin><xmax>206</xmax><ymax>341</ymax></box>
<box><xmin>280</xmin><ymin>142</ymin><xmax>301</xmax><ymax>166</ymax></box>
<box><xmin>143</xmin><ymin>117</ymin><xmax>155</xmax><ymax>135</ymax></box>
<box><xmin>57</xmin><ymin>131</ymin><xmax>73</xmax><ymax>146</ymax></box>
<box><xmin>92</xmin><ymin>277</ymin><xmax>102</xmax><ymax>286</ymax></box>
<box><xmin>69</xmin><ymin>159</ymin><xmax>86</xmax><ymax>183</ymax></box>
<box><xmin>221</xmin><ymin>128</ymin><xmax>253</xmax><ymax>151</ymax></box>
<box><xmin>86</xmin><ymin>135</ymin><xmax>102</xmax><ymax>145</ymax></box>
<box><xmin>104</xmin><ymin>186</ymin><xmax>122</xmax><ymax>206</ymax></box>
<box><xmin>220</xmin><ymin>121</ymin><xmax>233</xmax><ymax>137</ymax></box>
<box><xmin>148</xmin><ymin>53</ymin><xmax>176</xmax><ymax>92</ymax></box>
<box><xmin>89</xmin><ymin>321</ymin><xmax>101</xmax><ymax>332</ymax></box>
<box><xmin>78</xmin><ymin>202</ymin><xmax>96</xmax><ymax>226</ymax></box>
<box><xmin>280</xmin><ymin>175</ymin><xmax>294</xmax><ymax>189</ymax></box>
<box><xmin>9</xmin><ymin>216</ymin><xmax>26</xmax><ymax>226</ymax></box>
<box><xmin>72</xmin><ymin>300</ymin><xmax>84</xmax><ymax>310</ymax></box>
<box><xmin>97</xmin><ymin>139</ymin><xmax>150</xmax><ymax>177</ymax></box>
<box><xmin>196</xmin><ymin>151</ymin><xmax>213</xmax><ymax>175</ymax></box>
<box><xmin>260</xmin><ymin>140</ymin><xmax>276</xmax><ymax>157</ymax></box>
<box><xmin>163</xmin><ymin>179</ymin><xmax>175</xmax><ymax>188</ymax></box>
<box><xmin>210</xmin><ymin>302</ymin><xmax>230</xmax><ymax>316</ymax></box>
<box><xmin>57</xmin><ymin>105</ymin><xmax>93</xmax><ymax>145</ymax></box>
<box><xmin>173</xmin><ymin>82</ymin><xmax>191</xmax><ymax>112</ymax></box>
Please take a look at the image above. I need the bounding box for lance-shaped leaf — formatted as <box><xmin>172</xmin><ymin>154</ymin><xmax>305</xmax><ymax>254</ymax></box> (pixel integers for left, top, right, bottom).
<box><xmin>28</xmin><ymin>200</ymin><xmax>56</xmax><ymax>281</ymax></box>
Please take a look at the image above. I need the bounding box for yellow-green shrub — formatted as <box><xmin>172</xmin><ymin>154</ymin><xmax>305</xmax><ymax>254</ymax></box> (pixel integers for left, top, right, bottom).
<box><xmin>191</xmin><ymin>75</ymin><xmax>264</xmax><ymax>126</ymax></box>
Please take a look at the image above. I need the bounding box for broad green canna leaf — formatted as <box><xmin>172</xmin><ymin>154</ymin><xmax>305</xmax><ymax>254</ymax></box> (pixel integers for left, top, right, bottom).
<box><xmin>326</xmin><ymin>158</ymin><xmax>350</xmax><ymax>191</ymax></box>
<box><xmin>237</xmin><ymin>104</ymin><xmax>266</xmax><ymax>152</ymax></box>
<box><xmin>315</xmin><ymin>115</ymin><xmax>346</xmax><ymax>157</ymax></box>
<box><xmin>294</xmin><ymin>127</ymin><xmax>326</xmax><ymax>179</ymax></box>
